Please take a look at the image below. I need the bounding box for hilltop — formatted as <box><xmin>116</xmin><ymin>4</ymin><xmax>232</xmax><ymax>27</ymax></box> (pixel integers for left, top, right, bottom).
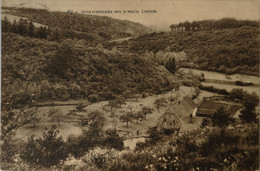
<box><xmin>2</xmin><ymin>7</ymin><xmax>151</xmax><ymax>40</ymax></box>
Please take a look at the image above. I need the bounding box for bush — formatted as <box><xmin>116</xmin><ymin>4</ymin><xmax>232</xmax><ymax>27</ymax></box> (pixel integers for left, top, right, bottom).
<box><xmin>102</xmin><ymin>129</ymin><xmax>124</xmax><ymax>151</ymax></box>
<box><xmin>146</xmin><ymin>127</ymin><xmax>162</xmax><ymax>144</ymax></box>
<box><xmin>198</xmin><ymin>85</ymin><xmax>229</xmax><ymax>95</ymax></box>
<box><xmin>229</xmin><ymin>88</ymin><xmax>244</xmax><ymax>101</ymax></box>
<box><xmin>76</xmin><ymin>102</ymin><xmax>86</xmax><ymax>111</ymax></box>
<box><xmin>211</xmin><ymin>107</ymin><xmax>234</xmax><ymax>127</ymax></box>
<box><xmin>88</xmin><ymin>94</ymin><xmax>100</xmax><ymax>102</ymax></box>
<box><xmin>20</xmin><ymin>126</ymin><xmax>67</xmax><ymax>167</ymax></box>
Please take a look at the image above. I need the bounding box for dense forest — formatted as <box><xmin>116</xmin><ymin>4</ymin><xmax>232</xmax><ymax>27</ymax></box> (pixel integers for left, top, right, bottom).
<box><xmin>105</xmin><ymin>26</ymin><xmax>259</xmax><ymax>75</ymax></box>
<box><xmin>2</xmin><ymin>33</ymin><xmax>177</xmax><ymax>103</ymax></box>
<box><xmin>1</xmin><ymin>16</ymin><xmax>102</xmax><ymax>44</ymax></box>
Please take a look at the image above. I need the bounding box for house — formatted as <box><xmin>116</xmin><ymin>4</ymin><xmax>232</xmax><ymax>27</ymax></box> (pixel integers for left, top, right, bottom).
<box><xmin>196</xmin><ymin>98</ymin><xmax>242</xmax><ymax>117</ymax></box>
<box><xmin>157</xmin><ymin>96</ymin><xmax>196</xmax><ymax>133</ymax></box>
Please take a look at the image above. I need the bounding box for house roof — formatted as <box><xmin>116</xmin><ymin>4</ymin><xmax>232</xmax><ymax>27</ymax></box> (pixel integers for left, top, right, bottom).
<box><xmin>166</xmin><ymin>96</ymin><xmax>195</xmax><ymax>115</ymax></box>
<box><xmin>157</xmin><ymin>96</ymin><xmax>196</xmax><ymax>129</ymax></box>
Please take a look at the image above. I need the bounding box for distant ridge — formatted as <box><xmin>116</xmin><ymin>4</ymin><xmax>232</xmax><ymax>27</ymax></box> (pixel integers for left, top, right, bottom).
<box><xmin>7</xmin><ymin>2</ymin><xmax>49</xmax><ymax>10</ymax></box>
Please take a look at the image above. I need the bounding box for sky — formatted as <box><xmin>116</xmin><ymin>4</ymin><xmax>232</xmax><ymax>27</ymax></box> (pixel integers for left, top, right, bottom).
<box><xmin>2</xmin><ymin>0</ymin><xmax>260</xmax><ymax>30</ymax></box>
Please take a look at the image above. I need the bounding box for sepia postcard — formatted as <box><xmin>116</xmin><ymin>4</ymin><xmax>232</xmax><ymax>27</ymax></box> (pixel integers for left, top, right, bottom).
<box><xmin>1</xmin><ymin>0</ymin><xmax>259</xmax><ymax>170</ymax></box>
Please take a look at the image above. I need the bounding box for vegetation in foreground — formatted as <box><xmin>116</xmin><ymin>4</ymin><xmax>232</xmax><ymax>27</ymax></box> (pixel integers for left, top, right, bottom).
<box><xmin>1</xmin><ymin>86</ymin><xmax>259</xmax><ymax>170</ymax></box>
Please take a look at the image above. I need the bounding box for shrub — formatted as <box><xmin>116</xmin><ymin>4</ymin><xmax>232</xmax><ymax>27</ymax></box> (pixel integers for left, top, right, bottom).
<box><xmin>198</xmin><ymin>85</ymin><xmax>229</xmax><ymax>95</ymax></box>
<box><xmin>235</xmin><ymin>81</ymin><xmax>253</xmax><ymax>86</ymax></box>
<box><xmin>146</xmin><ymin>127</ymin><xmax>162</xmax><ymax>144</ymax></box>
<box><xmin>229</xmin><ymin>88</ymin><xmax>244</xmax><ymax>101</ymax></box>
<box><xmin>211</xmin><ymin>107</ymin><xmax>234</xmax><ymax>127</ymax></box>
<box><xmin>122</xmin><ymin>90</ymin><xmax>133</xmax><ymax>99</ymax></box>
<box><xmin>88</xmin><ymin>94</ymin><xmax>100</xmax><ymax>102</ymax></box>
<box><xmin>20</xmin><ymin>126</ymin><xmax>67</xmax><ymax>167</ymax></box>
<box><xmin>102</xmin><ymin>129</ymin><xmax>124</xmax><ymax>151</ymax></box>
<box><xmin>76</xmin><ymin>102</ymin><xmax>86</xmax><ymax>111</ymax></box>
<box><xmin>239</xmin><ymin>92</ymin><xmax>259</xmax><ymax>123</ymax></box>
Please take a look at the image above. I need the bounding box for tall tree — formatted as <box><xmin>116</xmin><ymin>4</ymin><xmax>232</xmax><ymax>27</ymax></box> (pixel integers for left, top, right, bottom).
<box><xmin>88</xmin><ymin>111</ymin><xmax>106</xmax><ymax>130</ymax></box>
<box><xmin>133</xmin><ymin>111</ymin><xmax>144</xmax><ymax>123</ymax></box>
<box><xmin>28</xmin><ymin>21</ymin><xmax>35</xmax><ymax>37</ymax></box>
<box><xmin>48</xmin><ymin>39</ymin><xmax>76</xmax><ymax>79</ymax></box>
<box><xmin>154</xmin><ymin>97</ymin><xmax>167</xmax><ymax>112</ymax></box>
<box><xmin>17</xmin><ymin>18</ymin><xmax>29</xmax><ymax>35</ymax></box>
<box><xmin>164</xmin><ymin>56</ymin><xmax>176</xmax><ymax>74</ymax></box>
<box><xmin>239</xmin><ymin>93</ymin><xmax>259</xmax><ymax>123</ymax></box>
<box><xmin>2</xmin><ymin>16</ymin><xmax>11</xmax><ymax>32</ymax></box>
<box><xmin>141</xmin><ymin>106</ymin><xmax>153</xmax><ymax>119</ymax></box>
<box><xmin>211</xmin><ymin>107</ymin><xmax>234</xmax><ymax>128</ymax></box>
<box><xmin>119</xmin><ymin>112</ymin><xmax>133</xmax><ymax>128</ymax></box>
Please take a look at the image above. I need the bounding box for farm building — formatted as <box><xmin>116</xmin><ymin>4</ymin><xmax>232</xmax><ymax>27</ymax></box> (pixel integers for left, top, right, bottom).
<box><xmin>157</xmin><ymin>96</ymin><xmax>196</xmax><ymax>132</ymax></box>
<box><xmin>196</xmin><ymin>98</ymin><xmax>242</xmax><ymax>117</ymax></box>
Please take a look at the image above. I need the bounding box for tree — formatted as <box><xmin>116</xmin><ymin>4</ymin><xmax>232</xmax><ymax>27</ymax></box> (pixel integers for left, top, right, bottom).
<box><xmin>103</xmin><ymin>129</ymin><xmax>124</xmax><ymax>150</ymax></box>
<box><xmin>200</xmin><ymin>118</ymin><xmax>212</xmax><ymax>128</ymax></box>
<box><xmin>12</xmin><ymin>19</ymin><xmax>18</xmax><ymax>33</ymax></box>
<box><xmin>164</xmin><ymin>57</ymin><xmax>176</xmax><ymax>74</ymax></box>
<box><xmin>1</xmin><ymin>89</ymin><xmax>38</xmax><ymax>142</ymax></box>
<box><xmin>17</xmin><ymin>18</ymin><xmax>28</xmax><ymax>35</ymax></box>
<box><xmin>154</xmin><ymin>97</ymin><xmax>167</xmax><ymax>112</ymax></box>
<box><xmin>76</xmin><ymin>102</ymin><xmax>87</xmax><ymax>112</ymax></box>
<box><xmin>239</xmin><ymin>93</ymin><xmax>259</xmax><ymax>123</ymax></box>
<box><xmin>229</xmin><ymin>88</ymin><xmax>244</xmax><ymax>101</ymax></box>
<box><xmin>108</xmin><ymin>100</ymin><xmax>117</xmax><ymax>111</ymax></box>
<box><xmin>146</xmin><ymin>127</ymin><xmax>161</xmax><ymax>143</ymax></box>
<box><xmin>49</xmin><ymin>28</ymin><xmax>62</xmax><ymax>42</ymax></box>
<box><xmin>2</xmin><ymin>16</ymin><xmax>11</xmax><ymax>32</ymax></box>
<box><xmin>122</xmin><ymin>90</ymin><xmax>133</xmax><ymax>99</ymax></box>
<box><xmin>37</xmin><ymin>26</ymin><xmax>48</xmax><ymax>39</ymax></box>
<box><xmin>133</xmin><ymin>111</ymin><xmax>144</xmax><ymax>123</ymax></box>
<box><xmin>88</xmin><ymin>111</ymin><xmax>106</xmax><ymax>130</ymax></box>
<box><xmin>48</xmin><ymin>39</ymin><xmax>76</xmax><ymax>79</ymax></box>
<box><xmin>110</xmin><ymin>111</ymin><xmax>117</xmax><ymax>123</ymax></box>
<box><xmin>119</xmin><ymin>112</ymin><xmax>133</xmax><ymax>128</ymax></box>
<box><xmin>20</xmin><ymin>126</ymin><xmax>67</xmax><ymax>167</ymax></box>
<box><xmin>115</xmin><ymin>96</ymin><xmax>126</xmax><ymax>108</ymax></box>
<box><xmin>109</xmin><ymin>70</ymin><xmax>126</xmax><ymax>94</ymax></box>
<box><xmin>28</xmin><ymin>107</ymin><xmax>41</xmax><ymax>128</ymax></box>
<box><xmin>141</xmin><ymin>106</ymin><xmax>153</xmax><ymax>119</ymax></box>
<box><xmin>47</xmin><ymin>107</ymin><xmax>59</xmax><ymax>122</ymax></box>
<box><xmin>28</xmin><ymin>21</ymin><xmax>35</xmax><ymax>37</ymax></box>
<box><xmin>211</xmin><ymin>107</ymin><xmax>234</xmax><ymax>127</ymax></box>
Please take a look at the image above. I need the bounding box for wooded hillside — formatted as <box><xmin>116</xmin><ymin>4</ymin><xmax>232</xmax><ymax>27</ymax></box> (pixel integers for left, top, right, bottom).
<box><xmin>2</xmin><ymin>7</ymin><xmax>151</xmax><ymax>39</ymax></box>
<box><xmin>2</xmin><ymin>33</ymin><xmax>177</xmax><ymax>104</ymax></box>
<box><xmin>105</xmin><ymin>26</ymin><xmax>259</xmax><ymax>75</ymax></box>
